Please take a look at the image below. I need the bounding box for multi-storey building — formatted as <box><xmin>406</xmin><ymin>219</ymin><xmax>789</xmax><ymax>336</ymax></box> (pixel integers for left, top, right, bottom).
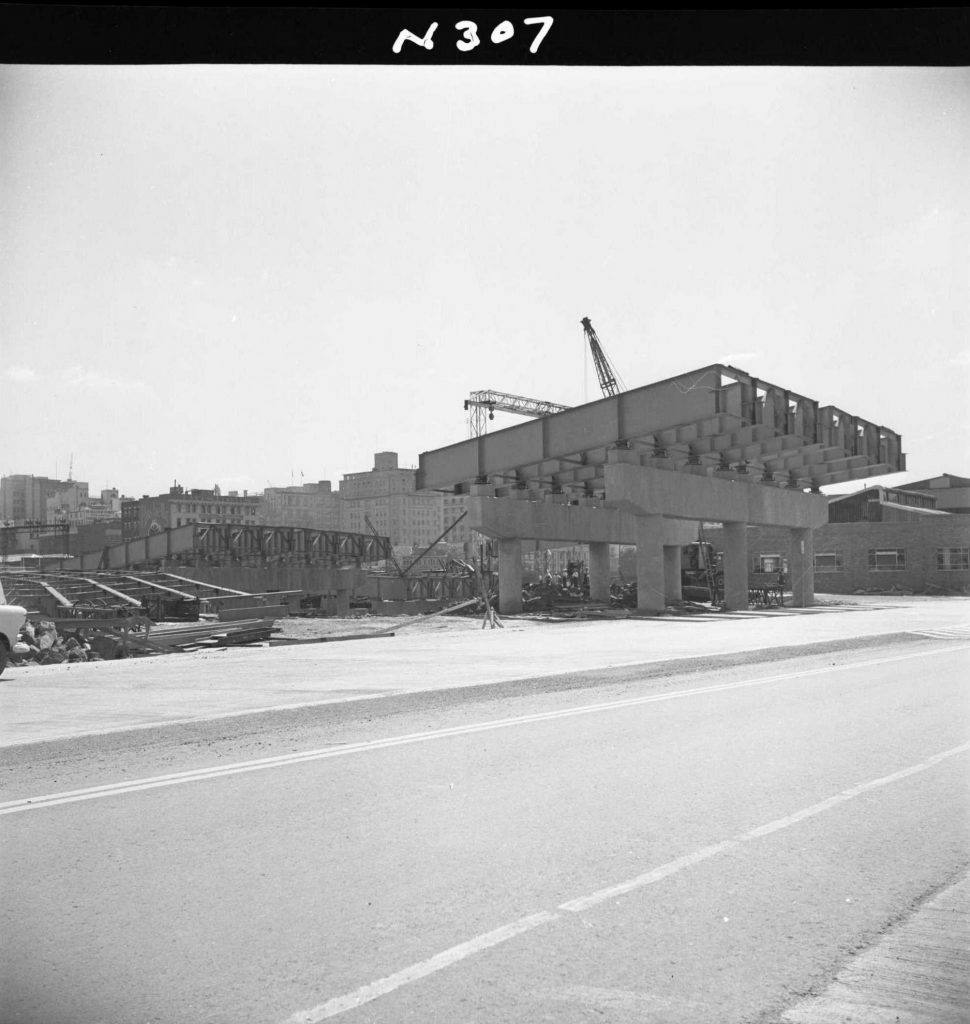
<box><xmin>45</xmin><ymin>482</ymin><xmax>96</xmax><ymax>525</ymax></box>
<box><xmin>442</xmin><ymin>491</ymin><xmax>474</xmax><ymax>546</ymax></box>
<box><xmin>339</xmin><ymin>452</ymin><xmax>443</xmax><ymax>550</ymax></box>
<box><xmin>1</xmin><ymin>474</ymin><xmax>88</xmax><ymax>526</ymax></box>
<box><xmin>122</xmin><ymin>483</ymin><xmax>261</xmax><ymax>539</ymax></box>
<box><xmin>259</xmin><ymin>481</ymin><xmax>341</xmax><ymax>531</ymax></box>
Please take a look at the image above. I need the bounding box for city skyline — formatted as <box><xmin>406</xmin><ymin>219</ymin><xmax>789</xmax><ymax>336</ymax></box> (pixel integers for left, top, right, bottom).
<box><xmin>3</xmin><ymin>64</ymin><xmax>967</xmax><ymax>496</ymax></box>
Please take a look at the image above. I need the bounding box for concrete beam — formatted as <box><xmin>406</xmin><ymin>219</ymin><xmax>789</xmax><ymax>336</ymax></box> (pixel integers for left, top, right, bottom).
<box><xmin>604</xmin><ymin>462</ymin><xmax>829</xmax><ymax>528</ymax></box>
<box><xmin>419</xmin><ymin>369</ymin><xmax>723</xmax><ymax>489</ymax></box>
<box><xmin>466</xmin><ymin>494</ymin><xmax>697</xmax><ymax>547</ymax></box>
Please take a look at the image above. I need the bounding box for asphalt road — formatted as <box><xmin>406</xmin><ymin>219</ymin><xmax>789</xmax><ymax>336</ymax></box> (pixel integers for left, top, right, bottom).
<box><xmin>1</xmin><ymin>639</ymin><xmax>968</xmax><ymax>1024</ymax></box>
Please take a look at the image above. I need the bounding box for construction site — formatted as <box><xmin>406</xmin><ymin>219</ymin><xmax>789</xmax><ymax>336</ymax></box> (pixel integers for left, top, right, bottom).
<box><xmin>1</xmin><ymin>316</ymin><xmax>920</xmax><ymax>674</ymax></box>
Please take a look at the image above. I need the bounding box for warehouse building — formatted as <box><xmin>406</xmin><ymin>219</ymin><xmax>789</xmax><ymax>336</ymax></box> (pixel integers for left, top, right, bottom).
<box><xmin>704</xmin><ymin>474</ymin><xmax>970</xmax><ymax>595</ymax></box>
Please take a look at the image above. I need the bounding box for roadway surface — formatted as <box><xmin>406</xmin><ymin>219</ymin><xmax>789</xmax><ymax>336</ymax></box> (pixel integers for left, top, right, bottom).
<box><xmin>1</xmin><ymin>628</ymin><xmax>968</xmax><ymax>1024</ymax></box>
<box><xmin>3</xmin><ymin>595</ymin><xmax>970</xmax><ymax>748</ymax></box>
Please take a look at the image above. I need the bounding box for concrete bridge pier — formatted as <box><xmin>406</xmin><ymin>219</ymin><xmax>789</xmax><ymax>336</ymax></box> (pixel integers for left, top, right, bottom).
<box><xmin>588</xmin><ymin>541</ymin><xmax>611</xmax><ymax>603</ymax></box>
<box><xmin>635</xmin><ymin>514</ymin><xmax>666</xmax><ymax>614</ymax></box>
<box><xmin>664</xmin><ymin>544</ymin><xmax>683</xmax><ymax>603</ymax></box>
<box><xmin>498</xmin><ymin>537</ymin><xmax>523</xmax><ymax>614</ymax></box>
<box><xmin>722</xmin><ymin>521</ymin><xmax>750</xmax><ymax>611</ymax></box>
<box><xmin>789</xmin><ymin>527</ymin><xmax>815</xmax><ymax>607</ymax></box>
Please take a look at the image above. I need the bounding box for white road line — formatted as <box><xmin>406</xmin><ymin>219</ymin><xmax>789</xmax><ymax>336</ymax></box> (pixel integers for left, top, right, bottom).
<box><xmin>283</xmin><ymin>911</ymin><xmax>560</xmax><ymax>1023</ymax></box>
<box><xmin>910</xmin><ymin>626</ymin><xmax>970</xmax><ymax>640</ymax></box>
<box><xmin>282</xmin><ymin>740</ymin><xmax>970</xmax><ymax>1022</ymax></box>
<box><xmin>558</xmin><ymin>840</ymin><xmax>740</xmax><ymax>912</ymax></box>
<box><xmin>3</xmin><ymin>644</ymin><xmax>967</xmax><ymax>817</ymax></box>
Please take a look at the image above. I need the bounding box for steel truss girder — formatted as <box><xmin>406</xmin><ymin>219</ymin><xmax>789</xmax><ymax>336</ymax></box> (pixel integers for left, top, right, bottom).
<box><xmin>191</xmin><ymin>523</ymin><xmax>390</xmax><ymax>564</ymax></box>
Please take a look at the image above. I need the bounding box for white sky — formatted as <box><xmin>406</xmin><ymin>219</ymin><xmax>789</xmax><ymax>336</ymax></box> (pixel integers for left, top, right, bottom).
<box><xmin>2</xmin><ymin>64</ymin><xmax>967</xmax><ymax>497</ymax></box>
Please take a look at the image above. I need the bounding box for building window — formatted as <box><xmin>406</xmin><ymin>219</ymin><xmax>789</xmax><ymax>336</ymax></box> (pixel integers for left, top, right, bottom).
<box><xmin>868</xmin><ymin>549</ymin><xmax>906</xmax><ymax>571</ymax></box>
<box><xmin>753</xmin><ymin>554</ymin><xmax>786</xmax><ymax>573</ymax></box>
<box><xmin>814</xmin><ymin>552</ymin><xmax>843</xmax><ymax>572</ymax></box>
<box><xmin>937</xmin><ymin>547</ymin><xmax>969</xmax><ymax>570</ymax></box>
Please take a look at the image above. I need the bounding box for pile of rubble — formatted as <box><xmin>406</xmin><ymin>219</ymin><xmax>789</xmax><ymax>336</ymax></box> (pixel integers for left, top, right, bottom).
<box><xmin>11</xmin><ymin>620</ymin><xmax>102</xmax><ymax>666</ymax></box>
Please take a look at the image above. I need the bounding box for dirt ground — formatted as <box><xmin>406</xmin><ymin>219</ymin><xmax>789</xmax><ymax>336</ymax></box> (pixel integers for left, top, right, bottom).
<box><xmin>271</xmin><ymin>593</ymin><xmax>886</xmax><ymax>640</ymax></box>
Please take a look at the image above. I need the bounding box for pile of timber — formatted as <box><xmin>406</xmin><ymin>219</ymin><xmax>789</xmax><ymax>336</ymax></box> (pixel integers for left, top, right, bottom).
<box><xmin>115</xmin><ymin>618</ymin><xmax>281</xmax><ymax>655</ymax></box>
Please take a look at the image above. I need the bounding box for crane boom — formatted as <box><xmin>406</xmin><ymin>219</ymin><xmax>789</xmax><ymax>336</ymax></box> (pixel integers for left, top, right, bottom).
<box><xmin>464</xmin><ymin>389</ymin><xmax>570</xmax><ymax>437</ymax></box>
<box><xmin>581</xmin><ymin>316</ymin><xmax>623</xmax><ymax>397</ymax></box>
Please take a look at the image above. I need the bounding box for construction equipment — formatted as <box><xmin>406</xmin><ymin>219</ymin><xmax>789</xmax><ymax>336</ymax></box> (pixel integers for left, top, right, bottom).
<box><xmin>463</xmin><ymin>315</ymin><xmax>624</xmax><ymax>438</ymax></box>
<box><xmin>465</xmin><ymin>389</ymin><xmax>570</xmax><ymax>438</ymax></box>
<box><xmin>581</xmin><ymin>316</ymin><xmax>624</xmax><ymax>397</ymax></box>
<box><xmin>680</xmin><ymin>541</ymin><xmax>723</xmax><ymax>603</ymax></box>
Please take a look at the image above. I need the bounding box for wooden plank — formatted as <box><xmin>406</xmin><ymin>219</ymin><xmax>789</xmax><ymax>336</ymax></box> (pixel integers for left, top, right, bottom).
<box><xmin>217</xmin><ymin>604</ymin><xmax>288</xmax><ymax>622</ymax></box>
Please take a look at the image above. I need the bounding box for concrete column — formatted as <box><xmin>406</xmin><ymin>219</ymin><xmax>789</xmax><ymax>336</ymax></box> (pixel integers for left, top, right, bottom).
<box><xmin>663</xmin><ymin>545</ymin><xmax>683</xmax><ymax>603</ymax></box>
<box><xmin>635</xmin><ymin>514</ymin><xmax>666</xmax><ymax>614</ymax></box>
<box><xmin>335</xmin><ymin>566</ymin><xmax>354</xmax><ymax>616</ymax></box>
<box><xmin>588</xmin><ymin>541</ymin><xmax>611</xmax><ymax>603</ymax></box>
<box><xmin>722</xmin><ymin>521</ymin><xmax>749</xmax><ymax>611</ymax></box>
<box><xmin>498</xmin><ymin>537</ymin><xmax>523</xmax><ymax>614</ymax></box>
<box><xmin>789</xmin><ymin>527</ymin><xmax>815</xmax><ymax>607</ymax></box>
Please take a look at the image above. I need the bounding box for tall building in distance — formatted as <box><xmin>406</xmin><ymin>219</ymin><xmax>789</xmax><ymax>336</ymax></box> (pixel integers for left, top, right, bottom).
<box><xmin>338</xmin><ymin>452</ymin><xmax>443</xmax><ymax>550</ymax></box>
<box><xmin>1</xmin><ymin>474</ymin><xmax>88</xmax><ymax>526</ymax></box>
<box><xmin>442</xmin><ymin>491</ymin><xmax>474</xmax><ymax>546</ymax></box>
<box><xmin>259</xmin><ymin>481</ymin><xmax>341</xmax><ymax>531</ymax></box>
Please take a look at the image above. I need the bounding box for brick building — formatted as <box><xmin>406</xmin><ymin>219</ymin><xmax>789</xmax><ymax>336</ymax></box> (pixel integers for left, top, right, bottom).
<box><xmin>122</xmin><ymin>483</ymin><xmax>261</xmax><ymax>539</ymax></box>
<box><xmin>703</xmin><ymin>480</ymin><xmax>970</xmax><ymax>594</ymax></box>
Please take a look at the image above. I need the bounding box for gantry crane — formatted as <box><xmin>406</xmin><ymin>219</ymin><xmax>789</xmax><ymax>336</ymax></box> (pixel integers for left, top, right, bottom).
<box><xmin>464</xmin><ymin>389</ymin><xmax>570</xmax><ymax>437</ymax></box>
<box><xmin>581</xmin><ymin>316</ymin><xmax>624</xmax><ymax>397</ymax></box>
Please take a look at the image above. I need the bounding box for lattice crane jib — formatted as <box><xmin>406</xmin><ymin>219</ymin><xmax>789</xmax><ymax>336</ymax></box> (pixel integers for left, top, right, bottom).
<box><xmin>464</xmin><ymin>389</ymin><xmax>571</xmax><ymax>438</ymax></box>
<box><xmin>581</xmin><ymin>316</ymin><xmax>623</xmax><ymax>398</ymax></box>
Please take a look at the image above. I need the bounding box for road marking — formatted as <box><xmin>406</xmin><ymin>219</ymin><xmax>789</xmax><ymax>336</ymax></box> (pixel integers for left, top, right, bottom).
<box><xmin>562</xmin><ymin>741</ymin><xmax>970</xmax><ymax>913</ymax></box>
<box><xmin>910</xmin><ymin>625</ymin><xmax>970</xmax><ymax>640</ymax></box>
<box><xmin>3</xmin><ymin>644</ymin><xmax>967</xmax><ymax>817</ymax></box>
<box><xmin>282</xmin><ymin>740</ymin><xmax>970</xmax><ymax>1022</ymax></box>
<box><xmin>283</xmin><ymin>911</ymin><xmax>559</xmax><ymax>1023</ymax></box>
<box><xmin>558</xmin><ymin>840</ymin><xmax>740</xmax><ymax>912</ymax></box>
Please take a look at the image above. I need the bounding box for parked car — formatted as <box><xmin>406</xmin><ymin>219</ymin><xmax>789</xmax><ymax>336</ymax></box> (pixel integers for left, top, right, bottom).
<box><xmin>0</xmin><ymin>600</ymin><xmax>28</xmax><ymax>677</ymax></box>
